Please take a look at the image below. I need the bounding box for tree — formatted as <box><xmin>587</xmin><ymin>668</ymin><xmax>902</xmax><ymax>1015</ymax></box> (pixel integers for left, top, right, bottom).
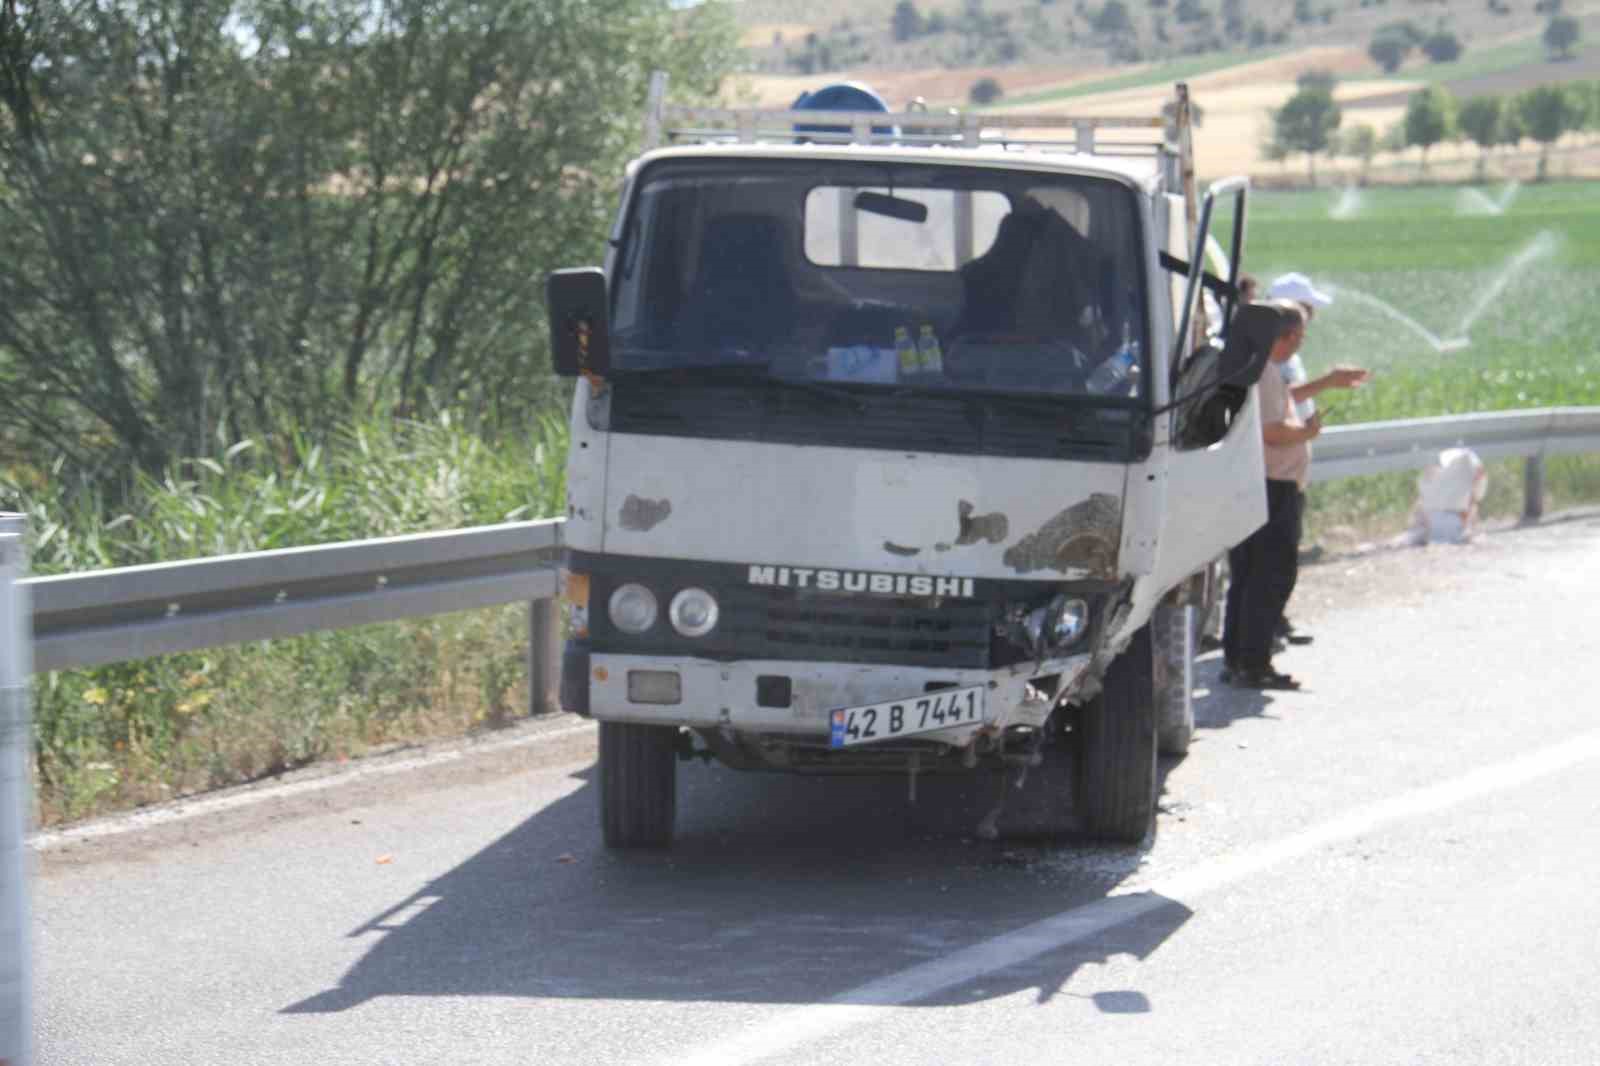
<box><xmin>970</xmin><ymin>77</ymin><xmax>1003</xmax><ymax>105</ymax></box>
<box><xmin>1380</xmin><ymin>20</ymin><xmax>1426</xmax><ymax>46</ymax></box>
<box><xmin>1274</xmin><ymin>85</ymin><xmax>1343</xmax><ymax>183</ymax></box>
<box><xmin>1457</xmin><ymin>95</ymin><xmax>1505</xmax><ymax>177</ymax></box>
<box><xmin>1544</xmin><ymin>15</ymin><xmax>1580</xmax><ymax>60</ymax></box>
<box><xmin>1519</xmin><ymin>84</ymin><xmax>1582</xmax><ymax>178</ymax></box>
<box><xmin>1422</xmin><ymin>31</ymin><xmax>1463</xmax><ymax>63</ymax></box>
<box><xmin>1404</xmin><ymin>85</ymin><xmax>1456</xmax><ymax>168</ymax></box>
<box><xmin>1259</xmin><ymin>125</ymin><xmax>1290</xmax><ymax>171</ymax></box>
<box><xmin>1584</xmin><ymin>81</ymin><xmax>1600</xmax><ymax>138</ymax></box>
<box><xmin>1093</xmin><ymin>0</ymin><xmax>1134</xmax><ymax>34</ymax></box>
<box><xmin>1498</xmin><ymin>104</ymin><xmax>1526</xmax><ymax>153</ymax></box>
<box><xmin>1342</xmin><ymin>123</ymin><xmax>1378</xmax><ymax>182</ymax></box>
<box><xmin>892</xmin><ymin>0</ymin><xmax>924</xmax><ymax>42</ymax></box>
<box><xmin>1298</xmin><ymin>68</ymin><xmax>1338</xmax><ymax>93</ymax></box>
<box><xmin>1368</xmin><ymin>30</ymin><xmax>1413</xmax><ymax>73</ymax></box>
<box><xmin>0</xmin><ymin>0</ymin><xmax>738</xmax><ymax>476</ymax></box>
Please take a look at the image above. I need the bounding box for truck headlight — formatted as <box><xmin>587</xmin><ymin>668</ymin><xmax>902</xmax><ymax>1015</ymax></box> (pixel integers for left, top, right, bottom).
<box><xmin>669</xmin><ymin>587</ymin><xmax>719</xmax><ymax>637</ymax></box>
<box><xmin>608</xmin><ymin>583</ymin><xmax>659</xmax><ymax>634</ymax></box>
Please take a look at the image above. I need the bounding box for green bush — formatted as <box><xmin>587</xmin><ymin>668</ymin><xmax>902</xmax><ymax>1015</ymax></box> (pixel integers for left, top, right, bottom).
<box><xmin>6</xmin><ymin>411</ymin><xmax>569</xmax><ymax>824</ymax></box>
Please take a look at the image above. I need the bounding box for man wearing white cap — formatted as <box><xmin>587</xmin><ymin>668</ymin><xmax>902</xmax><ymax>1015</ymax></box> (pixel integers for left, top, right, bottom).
<box><xmin>1262</xmin><ymin>272</ymin><xmax>1370</xmax><ymax>651</ymax></box>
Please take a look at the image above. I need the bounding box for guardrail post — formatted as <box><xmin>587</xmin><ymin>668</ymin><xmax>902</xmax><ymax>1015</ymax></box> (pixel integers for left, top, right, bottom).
<box><xmin>1523</xmin><ymin>455</ymin><xmax>1545</xmax><ymax>522</ymax></box>
<box><xmin>1</xmin><ymin>513</ymin><xmax>34</xmax><ymax>1066</ymax></box>
<box><xmin>527</xmin><ymin>599</ymin><xmax>561</xmax><ymax>716</ymax></box>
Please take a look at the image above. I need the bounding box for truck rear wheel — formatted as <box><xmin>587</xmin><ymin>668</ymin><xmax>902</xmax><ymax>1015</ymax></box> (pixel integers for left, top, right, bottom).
<box><xmin>599</xmin><ymin>721</ymin><xmax>678</xmax><ymax>848</ymax></box>
<box><xmin>1154</xmin><ymin>604</ymin><xmax>1196</xmax><ymax>757</ymax></box>
<box><xmin>1075</xmin><ymin>623</ymin><xmax>1158</xmax><ymax>843</ymax></box>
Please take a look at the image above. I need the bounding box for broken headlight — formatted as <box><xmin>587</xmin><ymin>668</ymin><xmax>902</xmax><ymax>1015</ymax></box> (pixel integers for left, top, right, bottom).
<box><xmin>1012</xmin><ymin>593</ymin><xmax>1091</xmax><ymax>657</ymax></box>
<box><xmin>1050</xmin><ymin>596</ymin><xmax>1089</xmax><ymax>647</ymax></box>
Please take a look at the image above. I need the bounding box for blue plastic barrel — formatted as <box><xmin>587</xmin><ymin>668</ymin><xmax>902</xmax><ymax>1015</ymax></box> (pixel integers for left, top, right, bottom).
<box><xmin>792</xmin><ymin>82</ymin><xmax>897</xmax><ymax>140</ymax></box>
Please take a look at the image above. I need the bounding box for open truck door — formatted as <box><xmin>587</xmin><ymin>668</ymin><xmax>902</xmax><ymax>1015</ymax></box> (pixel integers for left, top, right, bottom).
<box><xmin>1149</xmin><ymin>177</ymin><xmax>1267</xmax><ymax>594</ymax></box>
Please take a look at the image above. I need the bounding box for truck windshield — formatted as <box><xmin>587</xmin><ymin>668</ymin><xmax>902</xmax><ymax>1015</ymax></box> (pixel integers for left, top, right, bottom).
<box><xmin>609</xmin><ymin>158</ymin><xmax>1149</xmax><ymax>404</ymax></box>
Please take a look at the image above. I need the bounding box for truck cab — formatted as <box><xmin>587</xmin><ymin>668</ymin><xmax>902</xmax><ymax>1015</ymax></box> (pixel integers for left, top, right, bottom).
<box><xmin>547</xmin><ymin>78</ymin><xmax>1271</xmax><ymax>847</ymax></box>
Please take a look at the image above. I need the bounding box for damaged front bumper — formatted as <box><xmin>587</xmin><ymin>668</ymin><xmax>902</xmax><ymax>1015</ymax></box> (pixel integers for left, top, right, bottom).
<box><xmin>584</xmin><ymin>651</ymin><xmax>1096</xmax><ymax>750</ymax></box>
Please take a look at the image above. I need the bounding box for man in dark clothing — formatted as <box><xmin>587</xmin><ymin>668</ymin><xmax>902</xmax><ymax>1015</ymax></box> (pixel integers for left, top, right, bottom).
<box><xmin>1222</xmin><ymin>301</ymin><xmax>1315</xmax><ymax>691</ymax></box>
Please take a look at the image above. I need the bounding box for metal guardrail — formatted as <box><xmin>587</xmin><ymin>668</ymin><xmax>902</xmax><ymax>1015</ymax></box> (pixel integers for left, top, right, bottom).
<box><xmin>1</xmin><ymin>404</ymin><xmax>1598</xmax><ymax>1064</ymax></box>
<box><xmin>25</xmin><ymin>519</ymin><xmax>563</xmax><ymax>674</ymax></box>
<box><xmin>1313</xmin><ymin>407</ymin><xmax>1600</xmax><ymax>482</ymax></box>
<box><xmin>1313</xmin><ymin>407</ymin><xmax>1600</xmax><ymax>521</ymax></box>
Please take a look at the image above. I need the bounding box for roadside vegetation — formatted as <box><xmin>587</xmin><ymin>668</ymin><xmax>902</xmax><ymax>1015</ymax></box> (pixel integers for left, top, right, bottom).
<box><xmin>0</xmin><ymin>0</ymin><xmax>737</xmax><ymax>824</ymax></box>
<box><xmin>6</xmin><ymin>413</ymin><xmax>568</xmax><ymax>825</ymax></box>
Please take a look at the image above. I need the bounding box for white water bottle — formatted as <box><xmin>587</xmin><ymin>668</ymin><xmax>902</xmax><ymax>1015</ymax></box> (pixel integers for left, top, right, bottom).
<box><xmin>1087</xmin><ymin>344</ymin><xmax>1140</xmax><ymax>396</ymax></box>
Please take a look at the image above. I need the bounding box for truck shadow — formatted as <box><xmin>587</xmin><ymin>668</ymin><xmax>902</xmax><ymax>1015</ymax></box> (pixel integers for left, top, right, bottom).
<box><xmin>283</xmin><ymin>755</ymin><xmax>1192</xmax><ymax>1015</ymax></box>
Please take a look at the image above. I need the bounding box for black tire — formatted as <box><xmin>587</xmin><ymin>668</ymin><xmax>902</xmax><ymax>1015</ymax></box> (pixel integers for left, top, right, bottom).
<box><xmin>599</xmin><ymin>721</ymin><xmax>678</xmax><ymax>849</ymax></box>
<box><xmin>1154</xmin><ymin>604</ymin><xmax>1196</xmax><ymax>757</ymax></box>
<box><xmin>1075</xmin><ymin>623</ymin><xmax>1159</xmax><ymax>843</ymax></box>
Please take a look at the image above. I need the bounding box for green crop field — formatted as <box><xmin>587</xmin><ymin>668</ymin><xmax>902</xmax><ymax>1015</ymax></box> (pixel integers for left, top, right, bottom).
<box><xmin>1220</xmin><ymin>180</ymin><xmax>1600</xmax><ymax>537</ymax></box>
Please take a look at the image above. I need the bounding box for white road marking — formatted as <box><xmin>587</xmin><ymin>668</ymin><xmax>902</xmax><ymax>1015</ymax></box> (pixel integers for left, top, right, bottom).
<box><xmin>661</xmin><ymin>728</ymin><xmax>1600</xmax><ymax>1066</ymax></box>
<box><xmin>30</xmin><ymin>719</ymin><xmax>596</xmax><ymax>851</ymax></box>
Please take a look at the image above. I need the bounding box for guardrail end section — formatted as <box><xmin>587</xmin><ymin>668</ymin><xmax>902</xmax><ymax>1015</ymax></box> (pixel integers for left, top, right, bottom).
<box><xmin>1</xmin><ymin>513</ymin><xmax>34</xmax><ymax>1066</ymax></box>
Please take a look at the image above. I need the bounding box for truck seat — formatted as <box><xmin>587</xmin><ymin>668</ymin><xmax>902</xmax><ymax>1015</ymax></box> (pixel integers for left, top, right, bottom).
<box><xmin>679</xmin><ymin>213</ymin><xmax>797</xmax><ymax>354</ymax></box>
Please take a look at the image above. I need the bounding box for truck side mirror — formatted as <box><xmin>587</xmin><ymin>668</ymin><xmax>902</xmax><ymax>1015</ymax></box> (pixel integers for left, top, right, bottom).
<box><xmin>547</xmin><ymin>267</ymin><xmax>611</xmax><ymax>378</ymax></box>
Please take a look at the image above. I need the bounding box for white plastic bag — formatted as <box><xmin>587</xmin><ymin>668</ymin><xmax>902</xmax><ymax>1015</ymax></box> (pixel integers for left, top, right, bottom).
<box><xmin>1412</xmin><ymin>447</ymin><xmax>1487</xmax><ymax>544</ymax></box>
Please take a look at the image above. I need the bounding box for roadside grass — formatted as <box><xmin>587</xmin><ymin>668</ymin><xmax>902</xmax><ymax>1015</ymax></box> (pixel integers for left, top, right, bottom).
<box><xmin>1225</xmin><ymin>181</ymin><xmax>1600</xmax><ymax>546</ymax></box>
<box><xmin>4</xmin><ymin>412</ymin><xmax>568</xmax><ymax>825</ymax></box>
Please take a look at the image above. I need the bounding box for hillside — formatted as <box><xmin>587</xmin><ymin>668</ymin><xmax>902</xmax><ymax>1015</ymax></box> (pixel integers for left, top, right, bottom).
<box><xmin>725</xmin><ymin>2</ymin><xmax>1600</xmax><ymax>180</ymax></box>
<box><xmin>734</xmin><ymin>0</ymin><xmax>1582</xmax><ymax>93</ymax></box>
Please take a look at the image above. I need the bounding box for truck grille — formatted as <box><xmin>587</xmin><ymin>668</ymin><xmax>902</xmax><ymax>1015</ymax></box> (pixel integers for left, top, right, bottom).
<box><xmin>718</xmin><ymin>585</ymin><xmax>993</xmax><ymax>668</ymax></box>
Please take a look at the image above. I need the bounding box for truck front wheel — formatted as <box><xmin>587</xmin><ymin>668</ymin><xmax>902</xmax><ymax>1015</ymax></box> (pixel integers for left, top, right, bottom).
<box><xmin>1075</xmin><ymin>623</ymin><xmax>1159</xmax><ymax>843</ymax></box>
<box><xmin>599</xmin><ymin>721</ymin><xmax>678</xmax><ymax>848</ymax></box>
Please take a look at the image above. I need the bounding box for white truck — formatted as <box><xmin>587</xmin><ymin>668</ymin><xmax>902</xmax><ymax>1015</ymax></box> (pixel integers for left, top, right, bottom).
<box><xmin>545</xmin><ymin>76</ymin><xmax>1272</xmax><ymax>847</ymax></box>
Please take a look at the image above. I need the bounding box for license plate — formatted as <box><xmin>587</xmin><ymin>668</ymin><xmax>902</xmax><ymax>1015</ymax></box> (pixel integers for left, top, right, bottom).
<box><xmin>828</xmin><ymin>685</ymin><xmax>987</xmax><ymax>749</ymax></box>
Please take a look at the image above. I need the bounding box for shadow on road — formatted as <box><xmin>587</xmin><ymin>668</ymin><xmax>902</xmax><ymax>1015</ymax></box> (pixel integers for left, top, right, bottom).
<box><xmin>1191</xmin><ymin>654</ymin><xmax>1277</xmax><ymax>730</ymax></box>
<box><xmin>284</xmin><ymin>753</ymin><xmax>1193</xmax><ymax>1015</ymax></box>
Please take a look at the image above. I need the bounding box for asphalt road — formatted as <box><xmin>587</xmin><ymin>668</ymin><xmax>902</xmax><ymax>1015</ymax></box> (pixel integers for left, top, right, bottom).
<box><xmin>29</xmin><ymin>510</ymin><xmax>1600</xmax><ymax>1066</ymax></box>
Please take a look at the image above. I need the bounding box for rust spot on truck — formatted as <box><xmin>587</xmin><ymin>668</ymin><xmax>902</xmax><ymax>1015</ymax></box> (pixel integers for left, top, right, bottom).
<box><xmin>618</xmin><ymin>495</ymin><xmax>672</xmax><ymax>532</ymax></box>
<box><xmin>1002</xmin><ymin>493</ymin><xmax>1122</xmax><ymax>577</ymax></box>
<box><xmin>955</xmin><ymin>501</ymin><xmax>1009</xmax><ymax>545</ymax></box>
